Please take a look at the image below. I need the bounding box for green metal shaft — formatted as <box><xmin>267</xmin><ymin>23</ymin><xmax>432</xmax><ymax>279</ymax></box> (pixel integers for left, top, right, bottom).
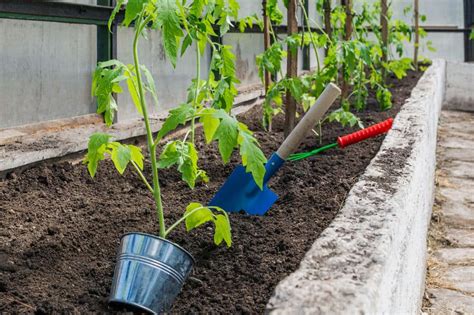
<box><xmin>288</xmin><ymin>142</ymin><xmax>338</xmax><ymax>161</ymax></box>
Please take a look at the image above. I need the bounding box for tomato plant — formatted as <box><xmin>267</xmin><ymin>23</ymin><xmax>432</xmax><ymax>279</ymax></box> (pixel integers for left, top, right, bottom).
<box><xmin>257</xmin><ymin>0</ymin><xmax>362</xmax><ymax>136</ymax></box>
<box><xmin>85</xmin><ymin>0</ymin><xmax>268</xmax><ymax>246</ymax></box>
<box><xmin>256</xmin><ymin>0</ymin><xmax>421</xmax><ymax>143</ymax></box>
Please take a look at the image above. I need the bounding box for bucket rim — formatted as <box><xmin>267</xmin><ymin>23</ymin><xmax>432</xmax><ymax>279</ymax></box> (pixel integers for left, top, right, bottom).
<box><xmin>120</xmin><ymin>232</ymin><xmax>196</xmax><ymax>264</ymax></box>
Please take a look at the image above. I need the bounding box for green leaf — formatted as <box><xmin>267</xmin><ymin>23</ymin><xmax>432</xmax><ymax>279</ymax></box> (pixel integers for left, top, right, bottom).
<box><xmin>109</xmin><ymin>142</ymin><xmax>132</xmax><ymax>174</ymax></box>
<box><xmin>199</xmin><ymin>108</ymin><xmax>220</xmax><ymax>143</ymax></box>
<box><xmin>256</xmin><ymin>42</ymin><xmax>284</xmax><ymax>80</ymax></box>
<box><xmin>190</xmin><ymin>0</ymin><xmax>205</xmax><ymax>17</ymax></box>
<box><xmin>102</xmin><ymin>96</ymin><xmax>118</xmax><ymax>126</ymax></box>
<box><xmin>376</xmin><ymin>86</ymin><xmax>392</xmax><ymax>110</ymax></box>
<box><xmin>328</xmin><ymin>108</ymin><xmax>364</xmax><ymax>128</ymax></box>
<box><xmin>221</xmin><ymin>45</ymin><xmax>236</xmax><ymax>78</ymax></box>
<box><xmin>237</xmin><ymin>124</ymin><xmax>267</xmax><ymax>189</ymax></box>
<box><xmin>181</xmin><ymin>34</ymin><xmax>193</xmax><ymax>56</ymax></box>
<box><xmin>83</xmin><ymin>133</ymin><xmax>112</xmax><ymax>178</ymax></box>
<box><xmin>140</xmin><ymin>65</ymin><xmax>159</xmax><ymax>107</ymax></box>
<box><xmin>84</xmin><ymin>135</ymin><xmax>143</xmax><ymax>178</ymax></box>
<box><xmin>470</xmin><ymin>30</ymin><xmax>474</xmax><ymax>40</ymax></box>
<box><xmin>184</xmin><ymin>203</ymin><xmax>214</xmax><ymax>231</ymax></box>
<box><xmin>123</xmin><ymin>0</ymin><xmax>146</xmax><ymax>27</ymax></box>
<box><xmin>98</xmin><ymin>59</ymin><xmax>125</xmax><ymax>68</ymax></box>
<box><xmin>124</xmin><ymin>68</ymin><xmax>143</xmax><ymax>115</ymax></box>
<box><xmin>129</xmin><ymin>145</ymin><xmax>144</xmax><ymax>169</ymax></box>
<box><xmin>267</xmin><ymin>0</ymin><xmax>283</xmax><ymax>24</ymax></box>
<box><xmin>239</xmin><ymin>19</ymin><xmax>246</xmax><ymax>33</ymax></box>
<box><xmin>213</xmin><ymin>214</ymin><xmax>232</xmax><ymax>247</ymax></box>
<box><xmin>157</xmin><ymin>103</ymin><xmax>195</xmax><ymax>140</ymax></box>
<box><xmin>178</xmin><ymin>142</ymin><xmax>199</xmax><ymax>188</ymax></box>
<box><xmin>286</xmin><ymin>35</ymin><xmax>300</xmax><ymax>54</ymax></box>
<box><xmin>93</xmin><ymin>64</ymin><xmax>126</xmax><ymax>126</ymax></box>
<box><xmin>212</xmin><ymin>110</ymin><xmax>239</xmax><ymax>163</ymax></box>
<box><xmin>158</xmin><ymin>141</ymin><xmax>204</xmax><ymax>188</ymax></box>
<box><xmin>285</xmin><ymin>78</ymin><xmax>304</xmax><ymax>102</ymax></box>
<box><xmin>108</xmin><ymin>0</ymin><xmax>125</xmax><ymax>31</ymax></box>
<box><xmin>182</xmin><ymin>203</ymin><xmax>232</xmax><ymax>247</ymax></box>
<box><xmin>157</xmin><ymin>141</ymin><xmax>180</xmax><ymax>168</ymax></box>
<box><xmin>386</xmin><ymin>58</ymin><xmax>413</xmax><ymax>79</ymax></box>
<box><xmin>156</xmin><ymin>0</ymin><xmax>183</xmax><ymax>67</ymax></box>
<box><xmin>112</xmin><ymin>83</ymin><xmax>123</xmax><ymax>93</ymax></box>
<box><xmin>301</xmin><ymin>94</ymin><xmax>316</xmax><ymax>112</ymax></box>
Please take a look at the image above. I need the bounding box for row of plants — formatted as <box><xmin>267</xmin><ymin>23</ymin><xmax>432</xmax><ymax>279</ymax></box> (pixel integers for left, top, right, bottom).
<box><xmin>257</xmin><ymin>0</ymin><xmax>432</xmax><ymax>142</ymax></box>
<box><xmin>84</xmin><ymin>0</ymin><xmax>433</xmax><ymax>313</ymax></box>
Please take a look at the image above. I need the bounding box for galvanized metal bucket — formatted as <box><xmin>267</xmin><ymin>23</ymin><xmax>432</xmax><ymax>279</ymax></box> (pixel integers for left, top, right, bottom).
<box><xmin>109</xmin><ymin>232</ymin><xmax>195</xmax><ymax>314</ymax></box>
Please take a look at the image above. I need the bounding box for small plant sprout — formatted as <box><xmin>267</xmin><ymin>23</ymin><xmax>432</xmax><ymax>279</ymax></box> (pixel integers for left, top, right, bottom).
<box><xmin>85</xmin><ymin>0</ymin><xmax>268</xmax><ymax>247</ymax></box>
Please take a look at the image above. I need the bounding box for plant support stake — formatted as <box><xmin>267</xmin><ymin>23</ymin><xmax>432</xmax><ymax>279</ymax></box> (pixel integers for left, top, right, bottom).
<box><xmin>341</xmin><ymin>0</ymin><xmax>353</xmax><ymax>102</ymax></box>
<box><xmin>414</xmin><ymin>0</ymin><xmax>419</xmax><ymax>71</ymax></box>
<box><xmin>380</xmin><ymin>0</ymin><xmax>389</xmax><ymax>81</ymax></box>
<box><xmin>284</xmin><ymin>0</ymin><xmax>298</xmax><ymax>137</ymax></box>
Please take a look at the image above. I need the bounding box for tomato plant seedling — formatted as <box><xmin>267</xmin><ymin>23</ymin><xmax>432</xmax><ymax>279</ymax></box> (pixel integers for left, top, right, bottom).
<box><xmin>85</xmin><ymin>0</ymin><xmax>268</xmax><ymax>247</ymax></box>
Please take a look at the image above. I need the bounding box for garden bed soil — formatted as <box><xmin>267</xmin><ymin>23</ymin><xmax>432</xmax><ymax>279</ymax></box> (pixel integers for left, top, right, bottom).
<box><xmin>0</xmin><ymin>72</ymin><xmax>421</xmax><ymax>314</ymax></box>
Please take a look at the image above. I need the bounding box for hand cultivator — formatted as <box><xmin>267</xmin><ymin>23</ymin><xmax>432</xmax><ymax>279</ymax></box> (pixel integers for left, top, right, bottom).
<box><xmin>288</xmin><ymin>118</ymin><xmax>393</xmax><ymax>161</ymax></box>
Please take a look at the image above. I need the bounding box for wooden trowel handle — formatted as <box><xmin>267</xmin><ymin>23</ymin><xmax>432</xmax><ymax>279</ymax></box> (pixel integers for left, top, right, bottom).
<box><xmin>276</xmin><ymin>83</ymin><xmax>341</xmax><ymax>160</ymax></box>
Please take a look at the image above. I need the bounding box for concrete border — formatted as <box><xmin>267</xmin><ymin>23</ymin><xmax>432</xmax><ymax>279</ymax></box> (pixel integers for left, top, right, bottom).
<box><xmin>267</xmin><ymin>59</ymin><xmax>447</xmax><ymax>314</ymax></box>
<box><xmin>0</xmin><ymin>87</ymin><xmax>263</xmax><ymax>176</ymax></box>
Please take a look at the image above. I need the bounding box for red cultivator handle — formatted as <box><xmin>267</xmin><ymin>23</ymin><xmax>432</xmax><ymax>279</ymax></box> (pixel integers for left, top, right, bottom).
<box><xmin>337</xmin><ymin>118</ymin><xmax>393</xmax><ymax>148</ymax></box>
<box><xmin>288</xmin><ymin>118</ymin><xmax>394</xmax><ymax>161</ymax></box>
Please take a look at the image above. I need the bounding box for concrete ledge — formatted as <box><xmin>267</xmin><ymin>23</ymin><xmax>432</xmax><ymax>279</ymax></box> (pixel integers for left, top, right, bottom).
<box><xmin>0</xmin><ymin>87</ymin><xmax>262</xmax><ymax>176</ymax></box>
<box><xmin>267</xmin><ymin>59</ymin><xmax>447</xmax><ymax>314</ymax></box>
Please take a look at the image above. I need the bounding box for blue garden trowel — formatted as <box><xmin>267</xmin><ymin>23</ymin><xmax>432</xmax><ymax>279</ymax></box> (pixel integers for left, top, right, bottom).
<box><xmin>209</xmin><ymin>83</ymin><xmax>341</xmax><ymax>215</ymax></box>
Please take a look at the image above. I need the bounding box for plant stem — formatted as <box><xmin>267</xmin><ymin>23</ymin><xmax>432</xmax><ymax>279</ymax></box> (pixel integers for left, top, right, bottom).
<box><xmin>413</xmin><ymin>0</ymin><xmax>419</xmax><ymax>71</ymax></box>
<box><xmin>164</xmin><ymin>206</ymin><xmax>203</xmax><ymax>237</ymax></box>
<box><xmin>131</xmin><ymin>161</ymin><xmax>153</xmax><ymax>193</ymax></box>
<box><xmin>266</xmin><ymin>23</ymin><xmax>285</xmax><ymax>80</ymax></box>
<box><xmin>191</xmin><ymin>42</ymin><xmax>201</xmax><ymax>144</ymax></box>
<box><xmin>133</xmin><ymin>16</ymin><xmax>166</xmax><ymax>238</ymax></box>
<box><xmin>298</xmin><ymin>0</ymin><xmax>320</xmax><ymax>73</ymax></box>
<box><xmin>164</xmin><ymin>205</ymin><xmax>222</xmax><ymax>237</ymax></box>
<box><xmin>284</xmin><ymin>0</ymin><xmax>298</xmax><ymax>137</ymax></box>
<box><xmin>318</xmin><ymin>120</ymin><xmax>322</xmax><ymax>144</ymax></box>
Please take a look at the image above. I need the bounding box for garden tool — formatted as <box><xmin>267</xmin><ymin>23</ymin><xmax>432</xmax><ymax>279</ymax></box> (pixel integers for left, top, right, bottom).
<box><xmin>209</xmin><ymin>83</ymin><xmax>341</xmax><ymax>215</ymax></box>
<box><xmin>288</xmin><ymin>118</ymin><xmax>394</xmax><ymax>161</ymax></box>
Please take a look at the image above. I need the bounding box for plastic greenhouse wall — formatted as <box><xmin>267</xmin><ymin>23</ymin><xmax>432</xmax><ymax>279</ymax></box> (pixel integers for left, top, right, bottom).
<box><xmin>0</xmin><ymin>0</ymin><xmax>466</xmax><ymax>129</ymax></box>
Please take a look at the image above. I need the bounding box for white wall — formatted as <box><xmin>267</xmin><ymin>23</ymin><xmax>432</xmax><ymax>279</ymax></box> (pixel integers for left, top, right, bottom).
<box><xmin>0</xmin><ymin>0</ymin><xmax>467</xmax><ymax>129</ymax></box>
<box><xmin>116</xmin><ymin>28</ymin><xmax>211</xmax><ymax>120</ymax></box>
<box><xmin>0</xmin><ymin>19</ymin><xmax>97</xmax><ymax>129</ymax></box>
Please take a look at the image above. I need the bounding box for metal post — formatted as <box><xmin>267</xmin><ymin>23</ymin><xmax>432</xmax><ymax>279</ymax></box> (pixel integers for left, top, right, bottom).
<box><xmin>302</xmin><ymin>0</ymin><xmax>311</xmax><ymax>71</ymax></box>
<box><xmin>414</xmin><ymin>0</ymin><xmax>419</xmax><ymax>71</ymax></box>
<box><xmin>97</xmin><ymin>0</ymin><xmax>116</xmax><ymax>63</ymax></box>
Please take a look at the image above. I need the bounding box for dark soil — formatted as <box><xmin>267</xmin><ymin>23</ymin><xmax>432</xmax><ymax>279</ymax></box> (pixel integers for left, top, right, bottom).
<box><xmin>0</xmin><ymin>72</ymin><xmax>421</xmax><ymax>314</ymax></box>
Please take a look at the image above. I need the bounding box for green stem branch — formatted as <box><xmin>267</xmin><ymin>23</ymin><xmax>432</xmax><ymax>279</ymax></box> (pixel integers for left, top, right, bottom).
<box><xmin>298</xmin><ymin>0</ymin><xmax>320</xmax><ymax>72</ymax></box>
<box><xmin>131</xmin><ymin>161</ymin><xmax>153</xmax><ymax>194</ymax></box>
<box><xmin>164</xmin><ymin>206</ymin><xmax>222</xmax><ymax>237</ymax></box>
<box><xmin>191</xmin><ymin>42</ymin><xmax>201</xmax><ymax>144</ymax></box>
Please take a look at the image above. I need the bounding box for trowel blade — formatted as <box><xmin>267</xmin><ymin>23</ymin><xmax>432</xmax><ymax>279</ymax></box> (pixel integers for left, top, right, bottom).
<box><xmin>209</xmin><ymin>165</ymin><xmax>278</xmax><ymax>215</ymax></box>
